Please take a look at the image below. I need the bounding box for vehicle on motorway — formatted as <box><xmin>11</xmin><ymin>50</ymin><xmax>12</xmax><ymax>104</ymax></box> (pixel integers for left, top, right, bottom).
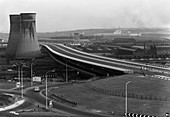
<box><xmin>34</xmin><ymin>87</ymin><xmax>40</xmax><ymax>92</ymax></box>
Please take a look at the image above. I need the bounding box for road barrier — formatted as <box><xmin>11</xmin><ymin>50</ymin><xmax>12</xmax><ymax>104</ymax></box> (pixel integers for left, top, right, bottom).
<box><xmin>50</xmin><ymin>94</ymin><xmax>77</xmax><ymax>106</ymax></box>
<box><xmin>125</xmin><ymin>113</ymin><xmax>157</xmax><ymax>117</ymax></box>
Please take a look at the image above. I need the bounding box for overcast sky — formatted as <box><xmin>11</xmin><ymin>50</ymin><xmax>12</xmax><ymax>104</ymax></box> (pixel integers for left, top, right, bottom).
<box><xmin>0</xmin><ymin>0</ymin><xmax>170</xmax><ymax>32</ymax></box>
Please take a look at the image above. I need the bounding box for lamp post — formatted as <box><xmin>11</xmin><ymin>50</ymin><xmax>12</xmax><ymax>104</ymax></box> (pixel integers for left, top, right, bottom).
<box><xmin>18</xmin><ymin>64</ymin><xmax>20</xmax><ymax>85</ymax></box>
<box><xmin>77</xmin><ymin>71</ymin><xmax>79</xmax><ymax>81</ymax></box>
<box><xmin>30</xmin><ymin>58</ymin><xmax>35</xmax><ymax>86</ymax></box>
<box><xmin>12</xmin><ymin>63</ymin><xmax>28</xmax><ymax>99</ymax></box>
<box><xmin>125</xmin><ymin>81</ymin><xmax>131</xmax><ymax>115</ymax></box>
<box><xmin>30</xmin><ymin>62</ymin><xmax>33</xmax><ymax>86</ymax></box>
<box><xmin>12</xmin><ymin>63</ymin><xmax>21</xmax><ymax>95</ymax></box>
<box><xmin>66</xmin><ymin>62</ymin><xmax>68</xmax><ymax>83</ymax></box>
<box><xmin>20</xmin><ymin>63</ymin><xmax>28</xmax><ymax>99</ymax></box>
<box><xmin>45</xmin><ymin>69</ymin><xmax>55</xmax><ymax>110</ymax></box>
<box><xmin>12</xmin><ymin>63</ymin><xmax>20</xmax><ymax>86</ymax></box>
<box><xmin>20</xmin><ymin>66</ymin><xmax>24</xmax><ymax>98</ymax></box>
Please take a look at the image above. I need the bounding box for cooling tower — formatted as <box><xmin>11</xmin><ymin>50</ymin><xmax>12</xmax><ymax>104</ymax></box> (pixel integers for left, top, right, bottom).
<box><xmin>15</xmin><ymin>13</ymin><xmax>41</xmax><ymax>59</ymax></box>
<box><xmin>6</xmin><ymin>15</ymin><xmax>21</xmax><ymax>60</ymax></box>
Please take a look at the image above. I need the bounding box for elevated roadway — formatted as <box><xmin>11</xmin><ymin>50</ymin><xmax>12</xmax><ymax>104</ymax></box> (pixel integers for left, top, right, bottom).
<box><xmin>41</xmin><ymin>44</ymin><xmax>170</xmax><ymax>76</ymax></box>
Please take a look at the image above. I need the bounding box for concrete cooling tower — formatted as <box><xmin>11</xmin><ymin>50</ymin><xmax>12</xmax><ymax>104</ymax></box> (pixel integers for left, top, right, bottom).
<box><xmin>6</xmin><ymin>15</ymin><xmax>21</xmax><ymax>60</ymax></box>
<box><xmin>6</xmin><ymin>13</ymin><xmax>41</xmax><ymax>60</ymax></box>
<box><xmin>15</xmin><ymin>13</ymin><xmax>41</xmax><ymax>59</ymax></box>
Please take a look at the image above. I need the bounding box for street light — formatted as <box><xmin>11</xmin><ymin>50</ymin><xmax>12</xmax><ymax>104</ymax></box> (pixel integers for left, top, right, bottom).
<box><xmin>30</xmin><ymin>58</ymin><xmax>35</xmax><ymax>86</ymax></box>
<box><xmin>12</xmin><ymin>63</ymin><xmax>22</xmax><ymax>97</ymax></box>
<box><xmin>12</xmin><ymin>62</ymin><xmax>28</xmax><ymax>99</ymax></box>
<box><xmin>12</xmin><ymin>63</ymin><xmax>20</xmax><ymax>85</ymax></box>
<box><xmin>20</xmin><ymin>63</ymin><xmax>29</xmax><ymax>99</ymax></box>
<box><xmin>125</xmin><ymin>81</ymin><xmax>131</xmax><ymax>115</ymax></box>
<box><xmin>20</xmin><ymin>66</ymin><xmax>24</xmax><ymax>98</ymax></box>
<box><xmin>45</xmin><ymin>69</ymin><xmax>55</xmax><ymax>110</ymax></box>
<box><xmin>76</xmin><ymin>71</ymin><xmax>79</xmax><ymax>81</ymax></box>
<box><xmin>66</xmin><ymin>62</ymin><xmax>68</xmax><ymax>83</ymax></box>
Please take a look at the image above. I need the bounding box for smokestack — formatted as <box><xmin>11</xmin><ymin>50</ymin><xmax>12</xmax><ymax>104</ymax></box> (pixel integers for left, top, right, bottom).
<box><xmin>15</xmin><ymin>13</ymin><xmax>41</xmax><ymax>59</ymax></box>
<box><xmin>6</xmin><ymin>15</ymin><xmax>21</xmax><ymax>60</ymax></box>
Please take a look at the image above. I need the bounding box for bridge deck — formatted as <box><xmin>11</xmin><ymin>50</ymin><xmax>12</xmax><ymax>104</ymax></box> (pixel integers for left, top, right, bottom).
<box><xmin>42</xmin><ymin>44</ymin><xmax>170</xmax><ymax>75</ymax></box>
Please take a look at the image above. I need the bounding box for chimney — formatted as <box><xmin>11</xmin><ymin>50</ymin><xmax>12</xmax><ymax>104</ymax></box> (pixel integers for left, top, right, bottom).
<box><xmin>15</xmin><ymin>13</ymin><xmax>41</xmax><ymax>59</ymax></box>
<box><xmin>6</xmin><ymin>15</ymin><xmax>21</xmax><ymax>60</ymax></box>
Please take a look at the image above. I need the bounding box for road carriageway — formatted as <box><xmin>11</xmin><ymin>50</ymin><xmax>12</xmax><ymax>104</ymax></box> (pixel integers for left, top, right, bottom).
<box><xmin>56</xmin><ymin>44</ymin><xmax>170</xmax><ymax>73</ymax></box>
<box><xmin>41</xmin><ymin>44</ymin><xmax>170</xmax><ymax>75</ymax></box>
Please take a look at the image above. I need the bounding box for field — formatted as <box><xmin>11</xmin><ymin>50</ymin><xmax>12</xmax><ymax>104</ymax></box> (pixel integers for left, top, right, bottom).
<box><xmin>0</xmin><ymin>81</ymin><xmax>16</xmax><ymax>90</ymax></box>
<box><xmin>48</xmin><ymin>74</ymin><xmax>170</xmax><ymax>117</ymax></box>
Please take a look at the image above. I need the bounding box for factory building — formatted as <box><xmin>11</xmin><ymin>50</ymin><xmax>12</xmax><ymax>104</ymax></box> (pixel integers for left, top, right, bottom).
<box><xmin>156</xmin><ymin>46</ymin><xmax>170</xmax><ymax>55</ymax></box>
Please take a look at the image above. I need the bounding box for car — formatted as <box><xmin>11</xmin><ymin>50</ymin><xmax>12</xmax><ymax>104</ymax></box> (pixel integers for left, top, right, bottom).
<box><xmin>16</xmin><ymin>82</ymin><xmax>21</xmax><ymax>88</ymax></box>
<box><xmin>34</xmin><ymin>87</ymin><xmax>40</xmax><ymax>92</ymax></box>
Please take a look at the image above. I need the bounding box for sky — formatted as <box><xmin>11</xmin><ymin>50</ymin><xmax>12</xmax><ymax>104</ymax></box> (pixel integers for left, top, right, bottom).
<box><xmin>0</xmin><ymin>0</ymin><xmax>170</xmax><ymax>32</ymax></box>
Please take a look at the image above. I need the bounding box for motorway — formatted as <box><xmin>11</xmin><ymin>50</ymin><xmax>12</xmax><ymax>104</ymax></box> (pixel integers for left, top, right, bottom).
<box><xmin>1</xmin><ymin>84</ymin><xmax>111</xmax><ymax>117</ymax></box>
<box><xmin>42</xmin><ymin>43</ymin><xmax>170</xmax><ymax>74</ymax></box>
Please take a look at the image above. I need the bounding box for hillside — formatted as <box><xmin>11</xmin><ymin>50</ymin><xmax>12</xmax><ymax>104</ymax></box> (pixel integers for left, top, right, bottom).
<box><xmin>1</xmin><ymin>28</ymin><xmax>170</xmax><ymax>41</ymax></box>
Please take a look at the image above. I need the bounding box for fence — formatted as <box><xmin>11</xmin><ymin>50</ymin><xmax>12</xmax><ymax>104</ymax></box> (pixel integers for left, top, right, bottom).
<box><xmin>85</xmin><ymin>83</ymin><xmax>169</xmax><ymax>101</ymax></box>
<box><xmin>50</xmin><ymin>94</ymin><xmax>77</xmax><ymax>107</ymax></box>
